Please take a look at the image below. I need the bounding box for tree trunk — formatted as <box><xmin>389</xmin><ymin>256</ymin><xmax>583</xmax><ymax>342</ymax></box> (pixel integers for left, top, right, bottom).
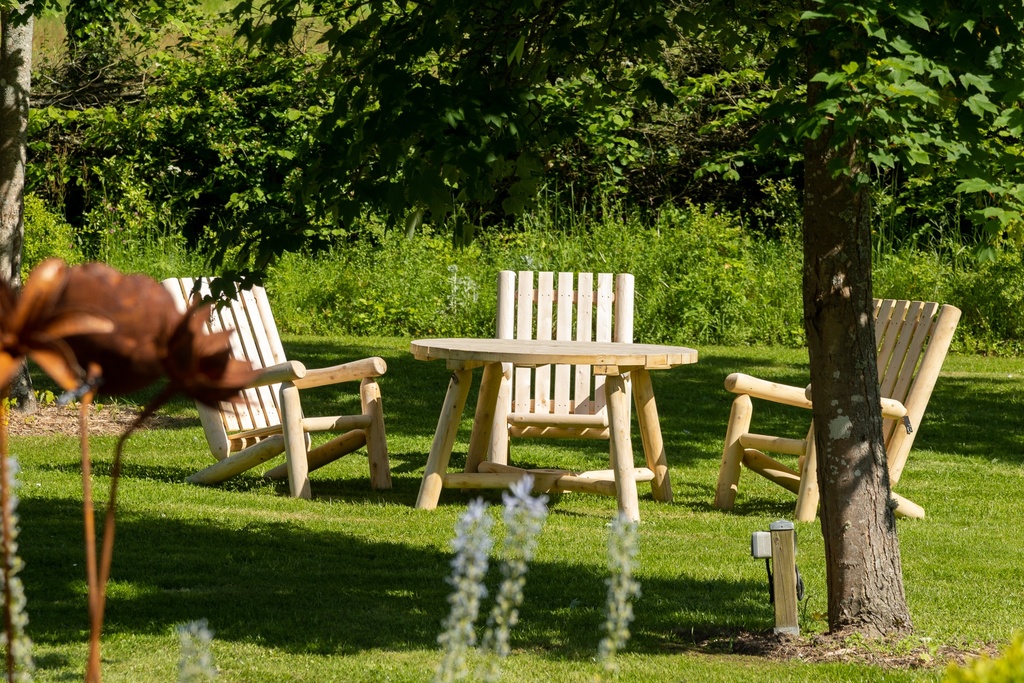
<box><xmin>0</xmin><ymin>3</ymin><xmax>37</xmax><ymax>413</ymax></box>
<box><xmin>802</xmin><ymin>119</ymin><xmax>913</xmax><ymax>637</ymax></box>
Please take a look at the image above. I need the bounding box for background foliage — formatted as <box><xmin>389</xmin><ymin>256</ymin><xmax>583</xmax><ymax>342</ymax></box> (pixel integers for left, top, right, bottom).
<box><xmin>19</xmin><ymin>2</ymin><xmax>1024</xmax><ymax>354</ymax></box>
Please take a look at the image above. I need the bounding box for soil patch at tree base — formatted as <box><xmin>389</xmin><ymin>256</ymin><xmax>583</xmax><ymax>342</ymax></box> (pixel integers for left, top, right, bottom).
<box><xmin>672</xmin><ymin>629</ymin><xmax>1001</xmax><ymax>671</ymax></box>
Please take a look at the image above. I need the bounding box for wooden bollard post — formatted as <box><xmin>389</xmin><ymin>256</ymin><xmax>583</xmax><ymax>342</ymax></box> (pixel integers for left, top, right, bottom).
<box><xmin>769</xmin><ymin>520</ymin><xmax>799</xmax><ymax>635</ymax></box>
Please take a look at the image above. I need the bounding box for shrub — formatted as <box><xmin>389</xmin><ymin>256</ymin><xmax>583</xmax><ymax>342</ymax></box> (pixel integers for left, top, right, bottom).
<box><xmin>29</xmin><ymin>20</ymin><xmax>327</xmax><ymax>270</ymax></box>
<box><xmin>948</xmin><ymin>251</ymin><xmax>1024</xmax><ymax>355</ymax></box>
<box><xmin>637</xmin><ymin>204</ymin><xmax>752</xmax><ymax>344</ymax></box>
<box><xmin>942</xmin><ymin>634</ymin><xmax>1024</xmax><ymax>683</ymax></box>
<box><xmin>874</xmin><ymin>246</ymin><xmax>1024</xmax><ymax>354</ymax></box>
<box><xmin>21</xmin><ymin>193</ymin><xmax>82</xmax><ymax>280</ymax></box>
<box><xmin>874</xmin><ymin>249</ymin><xmax>950</xmax><ymax>304</ymax></box>
<box><xmin>268</xmin><ymin>225</ymin><xmax>496</xmax><ymax>338</ymax></box>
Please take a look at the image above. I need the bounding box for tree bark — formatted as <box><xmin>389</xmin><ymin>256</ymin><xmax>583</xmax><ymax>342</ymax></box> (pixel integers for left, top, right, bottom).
<box><xmin>802</xmin><ymin>114</ymin><xmax>913</xmax><ymax>636</ymax></box>
<box><xmin>0</xmin><ymin>3</ymin><xmax>37</xmax><ymax>413</ymax></box>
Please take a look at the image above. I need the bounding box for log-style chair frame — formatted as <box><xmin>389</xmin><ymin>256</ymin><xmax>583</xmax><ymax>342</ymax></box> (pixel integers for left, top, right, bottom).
<box><xmin>714</xmin><ymin>299</ymin><xmax>961</xmax><ymax>520</ymax></box>
<box><xmin>161</xmin><ymin>277</ymin><xmax>391</xmax><ymax>498</ymax></box>
<box><xmin>488</xmin><ymin>270</ymin><xmax>635</xmax><ymax>461</ymax></box>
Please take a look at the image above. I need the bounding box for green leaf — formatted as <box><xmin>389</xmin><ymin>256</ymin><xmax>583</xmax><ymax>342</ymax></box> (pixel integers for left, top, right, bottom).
<box><xmin>954</xmin><ymin>177</ymin><xmax>995</xmax><ymax>193</ymax></box>
<box><xmin>889</xmin><ymin>36</ymin><xmax>914</xmax><ymax>56</ymax></box>
<box><xmin>982</xmin><ymin>206</ymin><xmax>1016</xmax><ymax>223</ymax></box>
<box><xmin>888</xmin><ymin>79</ymin><xmax>939</xmax><ymax>104</ymax></box>
<box><xmin>404</xmin><ymin>208</ymin><xmax>424</xmax><ymax>238</ymax></box>
<box><xmin>959</xmin><ymin>73</ymin><xmax>994</xmax><ymax>94</ymax></box>
<box><xmin>872</xmin><ymin>107</ymin><xmax>894</xmax><ymax>124</ymax></box>
<box><xmin>508</xmin><ymin>34</ymin><xmax>526</xmax><ymax>66</ymax></box>
<box><xmin>995</xmin><ymin>108</ymin><xmax>1024</xmax><ymax>136</ymax></box>
<box><xmin>810</xmin><ymin>71</ymin><xmax>846</xmax><ymax>89</ymax></box>
<box><xmin>928</xmin><ymin>66</ymin><xmax>956</xmax><ymax>88</ymax></box>
<box><xmin>868</xmin><ymin>150</ymin><xmax>896</xmax><ymax>168</ymax></box>
<box><xmin>896</xmin><ymin>9</ymin><xmax>929</xmax><ymax>31</ymax></box>
<box><xmin>976</xmin><ymin>246</ymin><xmax>997</xmax><ymax>262</ymax></box>
<box><xmin>906</xmin><ymin>147</ymin><xmax>931</xmax><ymax>166</ymax></box>
<box><xmin>966</xmin><ymin>93</ymin><xmax>998</xmax><ymax>117</ymax></box>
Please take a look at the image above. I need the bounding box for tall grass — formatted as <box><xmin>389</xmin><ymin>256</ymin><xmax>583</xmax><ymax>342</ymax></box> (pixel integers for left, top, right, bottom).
<box><xmin>259</xmin><ymin>198</ymin><xmax>1024</xmax><ymax>354</ymax></box>
<box><xmin>264</xmin><ymin>199</ymin><xmax>806</xmax><ymax>347</ymax></box>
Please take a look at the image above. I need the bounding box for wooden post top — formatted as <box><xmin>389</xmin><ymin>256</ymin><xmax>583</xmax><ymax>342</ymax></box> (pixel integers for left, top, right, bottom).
<box><xmin>410</xmin><ymin>338</ymin><xmax>698</xmax><ymax>373</ymax></box>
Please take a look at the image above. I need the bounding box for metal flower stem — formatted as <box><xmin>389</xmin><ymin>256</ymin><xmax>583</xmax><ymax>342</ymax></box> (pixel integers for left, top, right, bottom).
<box><xmin>80</xmin><ymin>396</ymin><xmax>103</xmax><ymax>683</ymax></box>
<box><xmin>85</xmin><ymin>384</ymin><xmax>176</xmax><ymax>683</ymax></box>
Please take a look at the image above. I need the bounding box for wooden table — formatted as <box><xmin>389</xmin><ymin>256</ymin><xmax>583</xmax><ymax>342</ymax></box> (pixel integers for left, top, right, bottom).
<box><xmin>411</xmin><ymin>338</ymin><xmax>698</xmax><ymax>521</ymax></box>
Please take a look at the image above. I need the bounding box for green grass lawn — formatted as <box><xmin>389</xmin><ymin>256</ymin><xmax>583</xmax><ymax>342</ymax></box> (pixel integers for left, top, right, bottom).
<box><xmin>11</xmin><ymin>338</ymin><xmax>1024</xmax><ymax>682</ymax></box>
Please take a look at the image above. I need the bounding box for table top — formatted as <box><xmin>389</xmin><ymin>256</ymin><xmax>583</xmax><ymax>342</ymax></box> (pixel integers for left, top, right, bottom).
<box><xmin>410</xmin><ymin>338</ymin><xmax>698</xmax><ymax>370</ymax></box>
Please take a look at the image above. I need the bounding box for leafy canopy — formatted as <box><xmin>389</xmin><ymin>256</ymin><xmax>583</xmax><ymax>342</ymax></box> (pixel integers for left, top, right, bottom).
<box><xmin>232</xmin><ymin>0</ymin><xmax>675</xmax><ymax>254</ymax></box>
<box><xmin>750</xmin><ymin>0</ymin><xmax>1024</xmax><ymax>231</ymax></box>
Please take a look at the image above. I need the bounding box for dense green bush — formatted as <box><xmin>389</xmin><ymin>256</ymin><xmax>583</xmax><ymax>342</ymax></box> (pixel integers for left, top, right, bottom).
<box><xmin>942</xmin><ymin>634</ymin><xmax>1024</xmax><ymax>683</ymax></box>
<box><xmin>21</xmin><ymin>193</ymin><xmax>82</xmax><ymax>280</ymax></box>
<box><xmin>22</xmin><ymin>8</ymin><xmax>804</xmax><ymax>268</ymax></box>
<box><xmin>260</xmin><ymin>200</ymin><xmax>1022</xmax><ymax>354</ymax></box>
<box><xmin>65</xmin><ymin>188</ymin><xmax>1023</xmax><ymax>354</ymax></box>
<box><xmin>30</xmin><ymin>21</ymin><xmax>326</xmax><ymax>268</ymax></box>
<box><xmin>874</xmin><ymin>248</ymin><xmax>1024</xmax><ymax>354</ymax></box>
<box><xmin>948</xmin><ymin>252</ymin><xmax>1024</xmax><ymax>354</ymax></box>
<box><xmin>268</xmin><ymin>225</ymin><xmax>496</xmax><ymax>338</ymax></box>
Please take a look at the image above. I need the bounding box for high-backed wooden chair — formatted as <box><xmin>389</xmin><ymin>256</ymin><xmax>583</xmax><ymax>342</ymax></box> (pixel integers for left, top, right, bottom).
<box><xmin>488</xmin><ymin>270</ymin><xmax>634</xmax><ymax>461</ymax></box>
<box><xmin>714</xmin><ymin>299</ymin><xmax>960</xmax><ymax>520</ymax></box>
<box><xmin>161</xmin><ymin>278</ymin><xmax>391</xmax><ymax>498</ymax></box>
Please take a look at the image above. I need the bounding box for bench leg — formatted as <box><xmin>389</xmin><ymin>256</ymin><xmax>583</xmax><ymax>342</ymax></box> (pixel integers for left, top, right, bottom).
<box><xmin>715</xmin><ymin>394</ymin><xmax>752</xmax><ymax>510</ymax></box>
<box><xmin>280</xmin><ymin>382</ymin><xmax>311</xmax><ymax>499</ymax></box>
<box><xmin>794</xmin><ymin>426</ymin><xmax>819</xmax><ymax>522</ymax></box>
<box><xmin>361</xmin><ymin>378</ymin><xmax>391</xmax><ymax>490</ymax></box>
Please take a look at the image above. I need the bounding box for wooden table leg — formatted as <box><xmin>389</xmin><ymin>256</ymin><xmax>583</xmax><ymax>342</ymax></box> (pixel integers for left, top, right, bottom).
<box><xmin>487</xmin><ymin>364</ymin><xmax>512</xmax><ymax>466</ymax></box>
<box><xmin>416</xmin><ymin>368</ymin><xmax>473</xmax><ymax>510</ymax></box>
<box><xmin>465</xmin><ymin>362</ymin><xmax>503</xmax><ymax>473</ymax></box>
<box><xmin>632</xmin><ymin>367</ymin><xmax>673</xmax><ymax>502</ymax></box>
<box><xmin>606</xmin><ymin>373</ymin><xmax>640</xmax><ymax>522</ymax></box>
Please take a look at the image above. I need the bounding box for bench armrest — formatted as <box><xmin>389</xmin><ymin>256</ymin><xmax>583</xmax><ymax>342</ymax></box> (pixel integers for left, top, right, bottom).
<box><xmin>725</xmin><ymin>373</ymin><xmax>811</xmax><ymax>409</ymax></box>
<box><xmin>801</xmin><ymin>383</ymin><xmax>907</xmax><ymax>419</ymax></box>
<box><xmin>249</xmin><ymin>361</ymin><xmax>307</xmax><ymax>388</ymax></box>
<box><xmin>292</xmin><ymin>356</ymin><xmax>387</xmax><ymax>390</ymax></box>
<box><xmin>728</xmin><ymin>372</ymin><xmax>909</xmax><ymax>420</ymax></box>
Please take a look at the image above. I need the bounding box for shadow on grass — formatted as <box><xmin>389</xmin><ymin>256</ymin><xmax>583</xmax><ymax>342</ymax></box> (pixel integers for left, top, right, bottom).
<box><xmin>21</xmin><ymin>496</ymin><xmax>769</xmax><ymax>663</ymax></box>
<box><xmin>922</xmin><ymin>374</ymin><xmax>1024</xmax><ymax>463</ymax></box>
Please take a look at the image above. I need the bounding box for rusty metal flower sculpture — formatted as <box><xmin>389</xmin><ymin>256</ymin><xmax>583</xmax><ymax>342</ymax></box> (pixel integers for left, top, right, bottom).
<box><xmin>0</xmin><ymin>259</ymin><xmax>114</xmax><ymax>392</ymax></box>
<box><xmin>0</xmin><ymin>259</ymin><xmax>259</xmax><ymax>683</ymax></box>
<box><xmin>162</xmin><ymin>301</ymin><xmax>262</xmax><ymax>408</ymax></box>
